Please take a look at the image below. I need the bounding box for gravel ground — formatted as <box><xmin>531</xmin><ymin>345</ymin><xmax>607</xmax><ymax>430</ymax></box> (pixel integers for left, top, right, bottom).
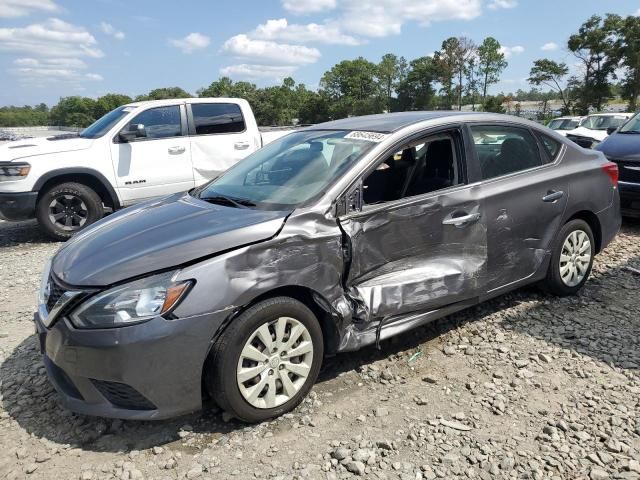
<box><xmin>0</xmin><ymin>218</ymin><xmax>639</xmax><ymax>480</ymax></box>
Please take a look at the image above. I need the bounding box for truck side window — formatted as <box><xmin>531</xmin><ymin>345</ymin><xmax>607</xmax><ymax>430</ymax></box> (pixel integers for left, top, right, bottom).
<box><xmin>191</xmin><ymin>103</ymin><xmax>246</xmax><ymax>135</ymax></box>
<box><xmin>126</xmin><ymin>106</ymin><xmax>182</xmax><ymax>139</ymax></box>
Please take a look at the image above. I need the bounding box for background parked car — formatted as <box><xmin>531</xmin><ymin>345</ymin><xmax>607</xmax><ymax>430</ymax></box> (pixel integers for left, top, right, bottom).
<box><xmin>561</xmin><ymin>112</ymin><xmax>633</xmax><ymax>148</ymax></box>
<box><xmin>0</xmin><ymin>98</ymin><xmax>298</xmax><ymax>240</ymax></box>
<box><xmin>547</xmin><ymin>116</ymin><xmax>584</xmax><ymax>132</ymax></box>
<box><xmin>595</xmin><ymin>112</ymin><xmax>640</xmax><ymax>217</ymax></box>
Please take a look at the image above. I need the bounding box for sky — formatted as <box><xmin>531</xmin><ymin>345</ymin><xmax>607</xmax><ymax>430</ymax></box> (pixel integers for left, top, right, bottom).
<box><xmin>0</xmin><ymin>0</ymin><xmax>639</xmax><ymax>107</ymax></box>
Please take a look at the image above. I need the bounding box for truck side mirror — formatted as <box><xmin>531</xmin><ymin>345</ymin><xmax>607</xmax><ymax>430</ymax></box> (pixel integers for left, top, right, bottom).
<box><xmin>606</xmin><ymin>126</ymin><xmax>618</xmax><ymax>135</ymax></box>
<box><xmin>118</xmin><ymin>124</ymin><xmax>146</xmax><ymax>143</ymax></box>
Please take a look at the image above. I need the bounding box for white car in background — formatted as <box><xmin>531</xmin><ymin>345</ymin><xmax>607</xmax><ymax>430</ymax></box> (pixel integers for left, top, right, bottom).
<box><xmin>547</xmin><ymin>116</ymin><xmax>584</xmax><ymax>132</ymax></box>
<box><xmin>0</xmin><ymin>98</ymin><xmax>297</xmax><ymax>240</ymax></box>
<box><xmin>560</xmin><ymin>112</ymin><xmax>633</xmax><ymax>148</ymax></box>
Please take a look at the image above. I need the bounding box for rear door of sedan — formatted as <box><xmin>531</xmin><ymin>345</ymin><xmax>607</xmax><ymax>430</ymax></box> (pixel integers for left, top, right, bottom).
<box><xmin>465</xmin><ymin>122</ymin><xmax>568</xmax><ymax>292</ymax></box>
<box><xmin>337</xmin><ymin>125</ymin><xmax>489</xmax><ymax>324</ymax></box>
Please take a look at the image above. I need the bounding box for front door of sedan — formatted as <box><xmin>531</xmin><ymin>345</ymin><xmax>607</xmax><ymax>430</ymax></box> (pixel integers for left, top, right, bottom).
<box><xmin>337</xmin><ymin>127</ymin><xmax>489</xmax><ymax>324</ymax></box>
<box><xmin>467</xmin><ymin>124</ymin><xmax>568</xmax><ymax>292</ymax></box>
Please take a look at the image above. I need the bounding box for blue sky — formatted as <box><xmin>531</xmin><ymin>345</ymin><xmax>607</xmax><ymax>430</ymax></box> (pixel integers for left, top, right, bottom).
<box><xmin>0</xmin><ymin>0</ymin><xmax>639</xmax><ymax>107</ymax></box>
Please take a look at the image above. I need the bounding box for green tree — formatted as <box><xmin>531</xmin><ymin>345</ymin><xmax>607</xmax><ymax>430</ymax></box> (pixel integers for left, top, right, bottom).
<box><xmin>136</xmin><ymin>87</ymin><xmax>191</xmax><ymax>101</ymax></box>
<box><xmin>377</xmin><ymin>53</ymin><xmax>407</xmax><ymax>112</ymax></box>
<box><xmin>433</xmin><ymin>37</ymin><xmax>459</xmax><ymax>109</ymax></box>
<box><xmin>94</xmin><ymin>93</ymin><xmax>133</xmax><ymax>118</ymax></box>
<box><xmin>528</xmin><ymin>59</ymin><xmax>571</xmax><ymax>114</ymax></box>
<box><xmin>49</xmin><ymin>96</ymin><xmax>97</xmax><ymax>127</ymax></box>
<box><xmin>477</xmin><ymin>37</ymin><xmax>508</xmax><ymax>104</ymax></box>
<box><xmin>482</xmin><ymin>95</ymin><xmax>505</xmax><ymax>113</ymax></box>
<box><xmin>568</xmin><ymin>15</ymin><xmax>617</xmax><ymax>113</ymax></box>
<box><xmin>396</xmin><ymin>56</ymin><xmax>436</xmax><ymax>111</ymax></box>
<box><xmin>319</xmin><ymin>57</ymin><xmax>383</xmax><ymax>118</ymax></box>
<box><xmin>607</xmin><ymin>14</ymin><xmax>640</xmax><ymax>110</ymax></box>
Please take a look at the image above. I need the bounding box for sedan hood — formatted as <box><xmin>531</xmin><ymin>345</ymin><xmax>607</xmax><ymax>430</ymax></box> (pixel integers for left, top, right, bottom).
<box><xmin>52</xmin><ymin>193</ymin><xmax>290</xmax><ymax>286</ymax></box>
<box><xmin>0</xmin><ymin>135</ymin><xmax>93</xmax><ymax>162</ymax></box>
<box><xmin>563</xmin><ymin>126</ymin><xmax>608</xmax><ymax>142</ymax></box>
<box><xmin>595</xmin><ymin>133</ymin><xmax>640</xmax><ymax>162</ymax></box>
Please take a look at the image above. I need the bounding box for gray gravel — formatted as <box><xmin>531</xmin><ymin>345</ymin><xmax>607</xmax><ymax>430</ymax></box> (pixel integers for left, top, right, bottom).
<box><xmin>0</xmin><ymin>218</ymin><xmax>639</xmax><ymax>480</ymax></box>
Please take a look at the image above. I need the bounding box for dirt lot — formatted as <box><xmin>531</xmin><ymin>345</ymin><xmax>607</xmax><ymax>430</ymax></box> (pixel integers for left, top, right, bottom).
<box><xmin>0</xmin><ymin>218</ymin><xmax>639</xmax><ymax>480</ymax></box>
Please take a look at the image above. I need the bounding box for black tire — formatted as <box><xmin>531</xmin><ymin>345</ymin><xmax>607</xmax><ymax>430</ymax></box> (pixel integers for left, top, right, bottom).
<box><xmin>36</xmin><ymin>182</ymin><xmax>104</xmax><ymax>241</ymax></box>
<box><xmin>206</xmin><ymin>297</ymin><xmax>324</xmax><ymax>423</ymax></box>
<box><xmin>544</xmin><ymin>219</ymin><xmax>595</xmax><ymax>296</ymax></box>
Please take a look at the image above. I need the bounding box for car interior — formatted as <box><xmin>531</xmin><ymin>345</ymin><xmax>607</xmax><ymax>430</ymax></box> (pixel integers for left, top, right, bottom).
<box><xmin>363</xmin><ymin>135</ymin><xmax>460</xmax><ymax>205</ymax></box>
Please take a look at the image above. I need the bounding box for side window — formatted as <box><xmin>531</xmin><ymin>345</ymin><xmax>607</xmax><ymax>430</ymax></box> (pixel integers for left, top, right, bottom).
<box><xmin>125</xmin><ymin>106</ymin><xmax>182</xmax><ymax>139</ymax></box>
<box><xmin>537</xmin><ymin>133</ymin><xmax>562</xmax><ymax>162</ymax></box>
<box><xmin>470</xmin><ymin>125</ymin><xmax>543</xmax><ymax>180</ymax></box>
<box><xmin>363</xmin><ymin>133</ymin><xmax>461</xmax><ymax>205</ymax></box>
<box><xmin>191</xmin><ymin>103</ymin><xmax>245</xmax><ymax>135</ymax></box>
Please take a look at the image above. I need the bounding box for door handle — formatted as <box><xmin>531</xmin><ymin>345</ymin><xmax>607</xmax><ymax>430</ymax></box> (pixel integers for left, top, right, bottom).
<box><xmin>168</xmin><ymin>146</ymin><xmax>185</xmax><ymax>154</ymax></box>
<box><xmin>542</xmin><ymin>190</ymin><xmax>564</xmax><ymax>202</ymax></box>
<box><xmin>442</xmin><ymin>212</ymin><xmax>481</xmax><ymax>226</ymax></box>
<box><xmin>234</xmin><ymin>141</ymin><xmax>250</xmax><ymax>150</ymax></box>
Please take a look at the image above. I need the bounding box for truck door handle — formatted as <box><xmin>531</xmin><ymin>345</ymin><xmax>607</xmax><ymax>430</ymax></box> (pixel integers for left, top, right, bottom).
<box><xmin>168</xmin><ymin>146</ymin><xmax>185</xmax><ymax>154</ymax></box>
<box><xmin>542</xmin><ymin>190</ymin><xmax>564</xmax><ymax>202</ymax></box>
<box><xmin>442</xmin><ymin>212</ymin><xmax>481</xmax><ymax>226</ymax></box>
<box><xmin>234</xmin><ymin>141</ymin><xmax>250</xmax><ymax>150</ymax></box>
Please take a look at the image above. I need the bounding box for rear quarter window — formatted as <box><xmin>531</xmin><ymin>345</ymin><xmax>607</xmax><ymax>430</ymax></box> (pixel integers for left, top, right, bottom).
<box><xmin>537</xmin><ymin>133</ymin><xmax>562</xmax><ymax>162</ymax></box>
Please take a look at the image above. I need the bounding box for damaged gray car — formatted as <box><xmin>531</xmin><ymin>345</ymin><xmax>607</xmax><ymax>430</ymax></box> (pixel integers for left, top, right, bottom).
<box><xmin>35</xmin><ymin>112</ymin><xmax>621</xmax><ymax>422</ymax></box>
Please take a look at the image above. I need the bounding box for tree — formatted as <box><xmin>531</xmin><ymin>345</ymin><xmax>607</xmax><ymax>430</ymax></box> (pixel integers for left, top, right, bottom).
<box><xmin>568</xmin><ymin>15</ymin><xmax>617</xmax><ymax>113</ymax></box>
<box><xmin>482</xmin><ymin>96</ymin><xmax>505</xmax><ymax>113</ymax></box>
<box><xmin>607</xmin><ymin>14</ymin><xmax>640</xmax><ymax>110</ymax></box>
<box><xmin>94</xmin><ymin>94</ymin><xmax>133</xmax><ymax>118</ymax></box>
<box><xmin>396</xmin><ymin>56</ymin><xmax>436</xmax><ymax>111</ymax></box>
<box><xmin>433</xmin><ymin>38</ymin><xmax>460</xmax><ymax>109</ymax></box>
<box><xmin>319</xmin><ymin>57</ymin><xmax>383</xmax><ymax>118</ymax></box>
<box><xmin>465</xmin><ymin>54</ymin><xmax>481</xmax><ymax>111</ymax></box>
<box><xmin>377</xmin><ymin>54</ymin><xmax>407</xmax><ymax>112</ymax></box>
<box><xmin>136</xmin><ymin>87</ymin><xmax>191</xmax><ymax>101</ymax></box>
<box><xmin>477</xmin><ymin>37</ymin><xmax>508</xmax><ymax>104</ymax></box>
<box><xmin>528</xmin><ymin>59</ymin><xmax>571</xmax><ymax>114</ymax></box>
<box><xmin>49</xmin><ymin>96</ymin><xmax>97</xmax><ymax>127</ymax></box>
<box><xmin>454</xmin><ymin>37</ymin><xmax>476</xmax><ymax>110</ymax></box>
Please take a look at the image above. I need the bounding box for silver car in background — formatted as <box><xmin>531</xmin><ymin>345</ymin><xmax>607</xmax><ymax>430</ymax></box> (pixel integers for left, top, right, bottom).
<box><xmin>35</xmin><ymin>112</ymin><xmax>621</xmax><ymax>422</ymax></box>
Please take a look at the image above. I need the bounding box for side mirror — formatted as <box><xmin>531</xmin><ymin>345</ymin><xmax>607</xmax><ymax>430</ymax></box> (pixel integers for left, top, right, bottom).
<box><xmin>118</xmin><ymin>123</ymin><xmax>146</xmax><ymax>143</ymax></box>
<box><xmin>606</xmin><ymin>126</ymin><xmax>618</xmax><ymax>135</ymax></box>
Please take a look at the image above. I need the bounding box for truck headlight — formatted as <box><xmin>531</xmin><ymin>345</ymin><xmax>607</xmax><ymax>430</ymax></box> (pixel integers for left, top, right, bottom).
<box><xmin>70</xmin><ymin>271</ymin><xmax>192</xmax><ymax>328</ymax></box>
<box><xmin>0</xmin><ymin>162</ymin><xmax>31</xmax><ymax>181</ymax></box>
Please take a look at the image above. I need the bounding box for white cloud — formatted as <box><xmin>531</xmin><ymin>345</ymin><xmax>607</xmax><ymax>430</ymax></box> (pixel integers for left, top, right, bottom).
<box><xmin>169</xmin><ymin>32</ymin><xmax>210</xmax><ymax>53</ymax></box>
<box><xmin>11</xmin><ymin>57</ymin><xmax>102</xmax><ymax>83</ymax></box>
<box><xmin>0</xmin><ymin>0</ymin><xmax>59</xmax><ymax>18</ymax></box>
<box><xmin>220</xmin><ymin>64</ymin><xmax>298</xmax><ymax>80</ymax></box>
<box><xmin>100</xmin><ymin>22</ymin><xmax>125</xmax><ymax>40</ymax></box>
<box><xmin>15</xmin><ymin>57</ymin><xmax>87</xmax><ymax>69</ymax></box>
<box><xmin>85</xmin><ymin>73</ymin><xmax>103</xmax><ymax>81</ymax></box>
<box><xmin>488</xmin><ymin>0</ymin><xmax>517</xmax><ymax>9</ymax></box>
<box><xmin>222</xmin><ymin>34</ymin><xmax>321</xmax><ymax>65</ymax></box>
<box><xmin>541</xmin><ymin>42</ymin><xmax>558</xmax><ymax>51</ymax></box>
<box><xmin>251</xmin><ymin>18</ymin><xmax>360</xmax><ymax>45</ymax></box>
<box><xmin>281</xmin><ymin>0</ymin><xmax>336</xmax><ymax>15</ymax></box>
<box><xmin>0</xmin><ymin>18</ymin><xmax>103</xmax><ymax>58</ymax></box>
<box><xmin>635</xmin><ymin>8</ymin><xmax>640</xmax><ymax>16</ymax></box>
<box><xmin>338</xmin><ymin>0</ymin><xmax>482</xmax><ymax>38</ymax></box>
<box><xmin>499</xmin><ymin>45</ymin><xmax>524</xmax><ymax>58</ymax></box>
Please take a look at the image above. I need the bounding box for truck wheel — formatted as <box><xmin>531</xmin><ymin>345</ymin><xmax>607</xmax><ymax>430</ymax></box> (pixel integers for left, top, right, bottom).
<box><xmin>206</xmin><ymin>297</ymin><xmax>323</xmax><ymax>423</ymax></box>
<box><xmin>36</xmin><ymin>182</ymin><xmax>104</xmax><ymax>241</ymax></box>
<box><xmin>544</xmin><ymin>219</ymin><xmax>595</xmax><ymax>296</ymax></box>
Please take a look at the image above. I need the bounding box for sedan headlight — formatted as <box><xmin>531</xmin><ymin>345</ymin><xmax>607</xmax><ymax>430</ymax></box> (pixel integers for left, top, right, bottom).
<box><xmin>0</xmin><ymin>162</ymin><xmax>31</xmax><ymax>181</ymax></box>
<box><xmin>70</xmin><ymin>271</ymin><xmax>192</xmax><ymax>328</ymax></box>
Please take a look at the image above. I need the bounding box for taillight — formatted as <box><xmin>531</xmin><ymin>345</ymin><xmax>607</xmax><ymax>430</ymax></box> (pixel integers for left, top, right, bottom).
<box><xmin>602</xmin><ymin>162</ymin><xmax>619</xmax><ymax>187</ymax></box>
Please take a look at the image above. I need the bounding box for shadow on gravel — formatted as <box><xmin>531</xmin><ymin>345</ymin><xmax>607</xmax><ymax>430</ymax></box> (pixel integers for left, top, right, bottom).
<box><xmin>0</xmin><ymin>219</ymin><xmax>54</xmax><ymax>247</ymax></box>
<box><xmin>1</xmin><ymin>221</ymin><xmax>638</xmax><ymax>452</ymax></box>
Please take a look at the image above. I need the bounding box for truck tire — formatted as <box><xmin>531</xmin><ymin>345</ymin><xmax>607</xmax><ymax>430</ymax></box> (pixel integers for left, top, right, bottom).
<box><xmin>36</xmin><ymin>182</ymin><xmax>104</xmax><ymax>241</ymax></box>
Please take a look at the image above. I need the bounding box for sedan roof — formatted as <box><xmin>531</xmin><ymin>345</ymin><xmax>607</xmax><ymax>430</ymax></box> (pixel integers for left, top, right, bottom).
<box><xmin>309</xmin><ymin>111</ymin><xmax>512</xmax><ymax>133</ymax></box>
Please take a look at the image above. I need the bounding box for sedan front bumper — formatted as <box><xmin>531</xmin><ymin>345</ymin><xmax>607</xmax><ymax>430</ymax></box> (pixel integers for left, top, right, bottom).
<box><xmin>619</xmin><ymin>181</ymin><xmax>640</xmax><ymax>217</ymax></box>
<box><xmin>35</xmin><ymin>309</ymin><xmax>227</xmax><ymax>420</ymax></box>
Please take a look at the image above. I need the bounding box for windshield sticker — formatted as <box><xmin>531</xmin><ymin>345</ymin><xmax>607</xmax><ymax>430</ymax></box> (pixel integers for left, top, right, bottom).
<box><xmin>345</xmin><ymin>131</ymin><xmax>389</xmax><ymax>142</ymax></box>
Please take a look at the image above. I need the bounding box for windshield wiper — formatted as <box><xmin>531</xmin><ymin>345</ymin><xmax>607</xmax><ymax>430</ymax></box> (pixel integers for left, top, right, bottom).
<box><xmin>200</xmin><ymin>194</ymin><xmax>256</xmax><ymax>208</ymax></box>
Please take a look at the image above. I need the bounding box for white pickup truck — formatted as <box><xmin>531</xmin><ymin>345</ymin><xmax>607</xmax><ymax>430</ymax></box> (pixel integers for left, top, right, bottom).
<box><xmin>0</xmin><ymin>98</ymin><xmax>296</xmax><ymax>240</ymax></box>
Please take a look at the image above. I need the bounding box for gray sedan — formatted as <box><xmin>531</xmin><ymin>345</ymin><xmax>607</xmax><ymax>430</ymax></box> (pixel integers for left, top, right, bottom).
<box><xmin>35</xmin><ymin>112</ymin><xmax>621</xmax><ymax>422</ymax></box>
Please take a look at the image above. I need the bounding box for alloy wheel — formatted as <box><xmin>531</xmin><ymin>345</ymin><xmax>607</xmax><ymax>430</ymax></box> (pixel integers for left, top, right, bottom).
<box><xmin>559</xmin><ymin>230</ymin><xmax>591</xmax><ymax>287</ymax></box>
<box><xmin>48</xmin><ymin>194</ymin><xmax>88</xmax><ymax>231</ymax></box>
<box><xmin>236</xmin><ymin>317</ymin><xmax>313</xmax><ymax>409</ymax></box>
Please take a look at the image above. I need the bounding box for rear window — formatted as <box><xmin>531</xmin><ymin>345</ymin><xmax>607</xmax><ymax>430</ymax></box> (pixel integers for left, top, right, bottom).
<box><xmin>191</xmin><ymin>103</ymin><xmax>245</xmax><ymax>135</ymax></box>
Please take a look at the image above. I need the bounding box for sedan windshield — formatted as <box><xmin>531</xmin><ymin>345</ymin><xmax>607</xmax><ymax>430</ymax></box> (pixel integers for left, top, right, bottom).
<box><xmin>79</xmin><ymin>106</ymin><xmax>135</xmax><ymax>139</ymax></box>
<box><xmin>196</xmin><ymin>130</ymin><xmax>376</xmax><ymax>209</ymax></box>
<box><xmin>548</xmin><ymin>118</ymin><xmax>579</xmax><ymax>130</ymax></box>
<box><xmin>618</xmin><ymin>113</ymin><xmax>640</xmax><ymax>134</ymax></box>
<box><xmin>582</xmin><ymin>115</ymin><xmax>628</xmax><ymax>131</ymax></box>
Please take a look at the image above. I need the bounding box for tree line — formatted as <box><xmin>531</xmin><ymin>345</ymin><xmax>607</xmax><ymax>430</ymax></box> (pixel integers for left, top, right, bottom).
<box><xmin>2</xmin><ymin>12</ymin><xmax>639</xmax><ymax>129</ymax></box>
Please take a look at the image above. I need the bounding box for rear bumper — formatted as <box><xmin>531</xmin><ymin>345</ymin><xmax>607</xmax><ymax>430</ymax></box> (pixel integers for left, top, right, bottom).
<box><xmin>0</xmin><ymin>191</ymin><xmax>37</xmax><ymax>221</ymax></box>
<box><xmin>619</xmin><ymin>181</ymin><xmax>640</xmax><ymax>217</ymax></box>
<box><xmin>35</xmin><ymin>308</ymin><xmax>226</xmax><ymax>420</ymax></box>
<box><xmin>597</xmin><ymin>190</ymin><xmax>622</xmax><ymax>251</ymax></box>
